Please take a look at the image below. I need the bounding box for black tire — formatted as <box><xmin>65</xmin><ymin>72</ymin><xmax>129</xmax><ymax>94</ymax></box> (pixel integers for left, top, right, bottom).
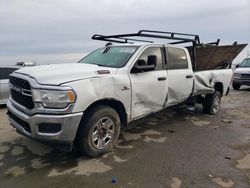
<box><xmin>203</xmin><ymin>91</ymin><xmax>222</xmax><ymax>115</ymax></box>
<box><xmin>232</xmin><ymin>82</ymin><xmax>241</xmax><ymax>90</ymax></box>
<box><xmin>76</xmin><ymin>105</ymin><xmax>121</xmax><ymax>157</ymax></box>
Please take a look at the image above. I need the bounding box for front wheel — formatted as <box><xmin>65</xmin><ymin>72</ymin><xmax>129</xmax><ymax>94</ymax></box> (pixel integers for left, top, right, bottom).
<box><xmin>203</xmin><ymin>91</ymin><xmax>222</xmax><ymax>115</ymax></box>
<box><xmin>76</xmin><ymin>105</ymin><xmax>121</xmax><ymax>157</ymax></box>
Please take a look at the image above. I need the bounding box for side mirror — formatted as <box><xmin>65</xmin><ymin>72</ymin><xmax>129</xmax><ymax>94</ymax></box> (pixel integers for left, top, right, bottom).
<box><xmin>131</xmin><ymin>59</ymin><xmax>155</xmax><ymax>73</ymax></box>
<box><xmin>235</xmin><ymin>64</ymin><xmax>240</xmax><ymax>68</ymax></box>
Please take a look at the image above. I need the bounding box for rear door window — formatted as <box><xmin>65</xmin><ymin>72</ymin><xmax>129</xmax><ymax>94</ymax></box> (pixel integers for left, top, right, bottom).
<box><xmin>166</xmin><ymin>47</ymin><xmax>188</xmax><ymax>69</ymax></box>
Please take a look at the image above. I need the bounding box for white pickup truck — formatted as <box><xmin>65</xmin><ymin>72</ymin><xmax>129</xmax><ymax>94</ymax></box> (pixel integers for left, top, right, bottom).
<box><xmin>7</xmin><ymin>30</ymin><xmax>246</xmax><ymax>157</ymax></box>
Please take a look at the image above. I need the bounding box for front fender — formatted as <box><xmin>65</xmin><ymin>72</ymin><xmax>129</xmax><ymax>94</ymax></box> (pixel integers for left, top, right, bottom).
<box><xmin>62</xmin><ymin>76</ymin><xmax>131</xmax><ymax>118</ymax></box>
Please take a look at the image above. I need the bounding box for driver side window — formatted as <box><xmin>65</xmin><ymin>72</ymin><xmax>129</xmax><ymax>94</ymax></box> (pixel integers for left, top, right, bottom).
<box><xmin>136</xmin><ymin>47</ymin><xmax>164</xmax><ymax>71</ymax></box>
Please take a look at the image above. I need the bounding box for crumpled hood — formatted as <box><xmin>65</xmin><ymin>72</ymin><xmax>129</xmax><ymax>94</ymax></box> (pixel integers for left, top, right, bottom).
<box><xmin>234</xmin><ymin>67</ymin><xmax>250</xmax><ymax>74</ymax></box>
<box><xmin>15</xmin><ymin>63</ymin><xmax>117</xmax><ymax>85</ymax></box>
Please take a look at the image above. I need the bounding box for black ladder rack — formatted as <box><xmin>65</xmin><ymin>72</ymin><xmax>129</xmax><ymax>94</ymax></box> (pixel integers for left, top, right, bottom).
<box><xmin>92</xmin><ymin>30</ymin><xmax>203</xmax><ymax>70</ymax></box>
<box><xmin>91</xmin><ymin>30</ymin><xmax>246</xmax><ymax>72</ymax></box>
<box><xmin>92</xmin><ymin>30</ymin><xmax>201</xmax><ymax>45</ymax></box>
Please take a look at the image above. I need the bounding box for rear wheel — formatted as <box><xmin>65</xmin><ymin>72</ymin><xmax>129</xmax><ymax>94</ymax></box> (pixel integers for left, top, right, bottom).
<box><xmin>232</xmin><ymin>82</ymin><xmax>241</xmax><ymax>90</ymax></box>
<box><xmin>203</xmin><ymin>91</ymin><xmax>222</xmax><ymax>115</ymax></box>
<box><xmin>76</xmin><ymin>105</ymin><xmax>121</xmax><ymax>157</ymax></box>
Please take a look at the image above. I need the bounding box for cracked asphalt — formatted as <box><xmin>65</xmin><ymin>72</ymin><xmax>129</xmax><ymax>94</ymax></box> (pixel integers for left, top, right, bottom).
<box><xmin>0</xmin><ymin>88</ymin><xmax>249</xmax><ymax>188</ymax></box>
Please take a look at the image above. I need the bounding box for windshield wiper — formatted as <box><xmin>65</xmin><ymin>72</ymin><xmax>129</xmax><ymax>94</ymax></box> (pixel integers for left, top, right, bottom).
<box><xmin>82</xmin><ymin>62</ymin><xmax>113</xmax><ymax>68</ymax></box>
<box><xmin>83</xmin><ymin>62</ymin><xmax>106</xmax><ymax>67</ymax></box>
<box><xmin>96</xmin><ymin>64</ymin><xmax>107</xmax><ymax>67</ymax></box>
<box><xmin>95</xmin><ymin>63</ymin><xmax>114</xmax><ymax>68</ymax></box>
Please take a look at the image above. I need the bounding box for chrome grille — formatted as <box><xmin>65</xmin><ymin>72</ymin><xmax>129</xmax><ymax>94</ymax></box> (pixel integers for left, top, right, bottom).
<box><xmin>240</xmin><ymin>74</ymin><xmax>250</xmax><ymax>79</ymax></box>
<box><xmin>9</xmin><ymin>76</ymin><xmax>34</xmax><ymax>109</ymax></box>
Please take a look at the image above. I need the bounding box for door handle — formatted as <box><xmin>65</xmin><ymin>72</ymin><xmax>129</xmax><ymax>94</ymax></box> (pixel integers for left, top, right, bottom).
<box><xmin>158</xmin><ymin>77</ymin><xmax>167</xmax><ymax>81</ymax></box>
<box><xmin>186</xmin><ymin>75</ymin><xmax>193</xmax><ymax>79</ymax></box>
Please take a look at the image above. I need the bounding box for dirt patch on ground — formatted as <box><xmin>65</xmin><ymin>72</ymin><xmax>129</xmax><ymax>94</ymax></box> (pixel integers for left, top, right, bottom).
<box><xmin>236</xmin><ymin>154</ymin><xmax>250</xmax><ymax>169</ymax></box>
<box><xmin>212</xmin><ymin>177</ymin><xmax>234</xmax><ymax>188</ymax></box>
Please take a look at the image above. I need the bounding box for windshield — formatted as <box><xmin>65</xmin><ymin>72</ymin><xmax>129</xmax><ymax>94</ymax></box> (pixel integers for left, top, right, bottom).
<box><xmin>78</xmin><ymin>46</ymin><xmax>138</xmax><ymax>68</ymax></box>
<box><xmin>239</xmin><ymin>58</ymin><xmax>250</xmax><ymax>68</ymax></box>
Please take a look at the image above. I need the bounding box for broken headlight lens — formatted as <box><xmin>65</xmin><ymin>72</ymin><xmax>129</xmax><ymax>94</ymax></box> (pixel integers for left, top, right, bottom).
<box><xmin>234</xmin><ymin>73</ymin><xmax>240</xmax><ymax>77</ymax></box>
<box><xmin>32</xmin><ymin>89</ymin><xmax>76</xmax><ymax>108</ymax></box>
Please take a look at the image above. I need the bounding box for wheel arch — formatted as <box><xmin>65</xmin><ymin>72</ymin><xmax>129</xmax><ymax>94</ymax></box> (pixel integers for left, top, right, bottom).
<box><xmin>214</xmin><ymin>82</ymin><xmax>223</xmax><ymax>96</ymax></box>
<box><xmin>80</xmin><ymin>98</ymin><xmax>128</xmax><ymax>128</ymax></box>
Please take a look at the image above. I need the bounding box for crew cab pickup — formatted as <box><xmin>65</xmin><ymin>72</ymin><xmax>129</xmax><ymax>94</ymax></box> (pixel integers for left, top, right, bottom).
<box><xmin>7</xmin><ymin>30</ymin><xmax>246</xmax><ymax>157</ymax></box>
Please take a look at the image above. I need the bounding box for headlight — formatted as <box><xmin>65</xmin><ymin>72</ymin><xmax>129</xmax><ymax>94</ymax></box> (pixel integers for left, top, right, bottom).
<box><xmin>32</xmin><ymin>89</ymin><xmax>76</xmax><ymax>108</ymax></box>
<box><xmin>234</xmin><ymin>73</ymin><xmax>240</xmax><ymax>77</ymax></box>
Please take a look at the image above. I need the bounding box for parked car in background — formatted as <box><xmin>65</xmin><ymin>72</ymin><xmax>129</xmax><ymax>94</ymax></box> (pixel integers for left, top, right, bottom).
<box><xmin>0</xmin><ymin>62</ymin><xmax>36</xmax><ymax>105</ymax></box>
<box><xmin>16</xmin><ymin>61</ymin><xmax>36</xmax><ymax>67</ymax></box>
<box><xmin>233</xmin><ymin>58</ymin><xmax>250</xmax><ymax>90</ymax></box>
<box><xmin>0</xmin><ymin>66</ymin><xmax>19</xmax><ymax>105</ymax></box>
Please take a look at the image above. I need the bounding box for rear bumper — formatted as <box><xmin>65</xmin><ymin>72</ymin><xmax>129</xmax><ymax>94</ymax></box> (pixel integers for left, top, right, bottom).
<box><xmin>7</xmin><ymin>101</ymin><xmax>83</xmax><ymax>150</ymax></box>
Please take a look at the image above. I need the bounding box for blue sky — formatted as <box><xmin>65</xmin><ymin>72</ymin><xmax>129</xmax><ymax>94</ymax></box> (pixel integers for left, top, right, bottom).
<box><xmin>0</xmin><ymin>0</ymin><xmax>249</xmax><ymax>65</ymax></box>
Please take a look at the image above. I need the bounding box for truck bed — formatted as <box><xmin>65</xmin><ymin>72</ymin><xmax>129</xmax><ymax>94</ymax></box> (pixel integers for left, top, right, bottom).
<box><xmin>192</xmin><ymin>69</ymin><xmax>233</xmax><ymax>97</ymax></box>
<box><xmin>188</xmin><ymin>43</ymin><xmax>246</xmax><ymax>97</ymax></box>
<box><xmin>188</xmin><ymin>43</ymin><xmax>247</xmax><ymax>71</ymax></box>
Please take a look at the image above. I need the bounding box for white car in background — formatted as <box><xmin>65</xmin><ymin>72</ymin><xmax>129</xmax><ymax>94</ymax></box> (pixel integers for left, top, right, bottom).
<box><xmin>233</xmin><ymin>58</ymin><xmax>250</xmax><ymax>90</ymax></box>
<box><xmin>0</xmin><ymin>62</ymin><xmax>36</xmax><ymax>105</ymax></box>
<box><xmin>0</xmin><ymin>66</ymin><xmax>19</xmax><ymax>105</ymax></box>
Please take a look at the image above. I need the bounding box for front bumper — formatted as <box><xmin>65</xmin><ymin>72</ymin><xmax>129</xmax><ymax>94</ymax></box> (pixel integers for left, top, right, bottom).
<box><xmin>7</xmin><ymin>101</ymin><xmax>83</xmax><ymax>149</ymax></box>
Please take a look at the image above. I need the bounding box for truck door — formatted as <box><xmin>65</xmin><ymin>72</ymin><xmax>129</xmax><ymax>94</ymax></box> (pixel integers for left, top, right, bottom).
<box><xmin>129</xmin><ymin>46</ymin><xmax>168</xmax><ymax>119</ymax></box>
<box><xmin>165</xmin><ymin>47</ymin><xmax>194</xmax><ymax>106</ymax></box>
